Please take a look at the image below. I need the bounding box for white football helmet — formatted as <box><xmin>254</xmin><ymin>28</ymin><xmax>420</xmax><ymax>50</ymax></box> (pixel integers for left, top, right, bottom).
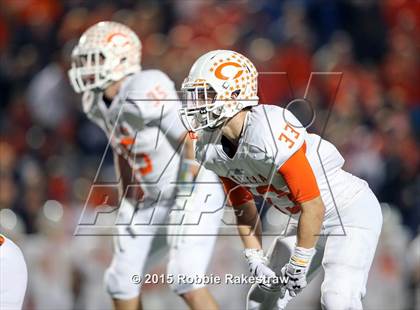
<box><xmin>180</xmin><ymin>50</ymin><xmax>258</xmax><ymax>132</ymax></box>
<box><xmin>68</xmin><ymin>21</ymin><xmax>141</xmax><ymax>93</ymax></box>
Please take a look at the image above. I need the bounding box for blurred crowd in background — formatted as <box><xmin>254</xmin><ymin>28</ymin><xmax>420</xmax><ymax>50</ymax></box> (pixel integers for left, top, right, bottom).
<box><xmin>0</xmin><ymin>0</ymin><xmax>419</xmax><ymax>309</ymax></box>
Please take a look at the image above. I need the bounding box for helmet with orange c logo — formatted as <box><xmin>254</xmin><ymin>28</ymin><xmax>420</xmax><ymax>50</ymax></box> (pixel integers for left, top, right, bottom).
<box><xmin>68</xmin><ymin>21</ymin><xmax>141</xmax><ymax>93</ymax></box>
<box><xmin>180</xmin><ymin>50</ymin><xmax>258</xmax><ymax>132</ymax></box>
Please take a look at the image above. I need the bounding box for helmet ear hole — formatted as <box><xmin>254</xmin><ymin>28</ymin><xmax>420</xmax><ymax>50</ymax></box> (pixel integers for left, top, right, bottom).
<box><xmin>231</xmin><ymin>89</ymin><xmax>241</xmax><ymax>99</ymax></box>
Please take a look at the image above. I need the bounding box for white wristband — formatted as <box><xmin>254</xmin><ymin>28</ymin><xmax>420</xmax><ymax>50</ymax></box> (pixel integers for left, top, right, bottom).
<box><xmin>290</xmin><ymin>246</ymin><xmax>316</xmax><ymax>267</ymax></box>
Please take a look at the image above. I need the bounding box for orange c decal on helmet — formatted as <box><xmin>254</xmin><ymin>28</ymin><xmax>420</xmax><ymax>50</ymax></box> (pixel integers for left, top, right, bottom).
<box><xmin>214</xmin><ymin>62</ymin><xmax>243</xmax><ymax>80</ymax></box>
<box><xmin>106</xmin><ymin>33</ymin><xmax>129</xmax><ymax>47</ymax></box>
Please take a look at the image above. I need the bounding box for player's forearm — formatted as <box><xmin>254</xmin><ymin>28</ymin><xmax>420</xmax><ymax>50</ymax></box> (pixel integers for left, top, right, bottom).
<box><xmin>113</xmin><ymin>152</ymin><xmax>124</xmax><ymax>198</ymax></box>
<box><xmin>182</xmin><ymin>133</ymin><xmax>195</xmax><ymax>161</ymax></box>
<box><xmin>235</xmin><ymin>201</ymin><xmax>263</xmax><ymax>249</ymax></box>
<box><xmin>237</xmin><ymin>225</ymin><xmax>262</xmax><ymax>250</ymax></box>
<box><xmin>180</xmin><ymin>134</ymin><xmax>199</xmax><ymax>178</ymax></box>
<box><xmin>296</xmin><ymin>196</ymin><xmax>325</xmax><ymax>249</ymax></box>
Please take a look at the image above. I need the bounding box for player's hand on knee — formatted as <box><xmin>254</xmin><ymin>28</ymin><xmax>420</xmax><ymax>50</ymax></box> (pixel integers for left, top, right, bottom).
<box><xmin>280</xmin><ymin>246</ymin><xmax>315</xmax><ymax>297</ymax></box>
<box><xmin>244</xmin><ymin>249</ymin><xmax>280</xmax><ymax>291</ymax></box>
<box><xmin>280</xmin><ymin>262</ymin><xmax>307</xmax><ymax>297</ymax></box>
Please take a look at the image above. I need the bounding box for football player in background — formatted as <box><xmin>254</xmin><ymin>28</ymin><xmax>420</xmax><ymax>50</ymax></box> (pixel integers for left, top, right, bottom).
<box><xmin>68</xmin><ymin>22</ymin><xmax>224</xmax><ymax>310</ymax></box>
<box><xmin>0</xmin><ymin>234</ymin><xmax>28</xmax><ymax>309</ymax></box>
<box><xmin>179</xmin><ymin>50</ymin><xmax>383</xmax><ymax>310</ymax></box>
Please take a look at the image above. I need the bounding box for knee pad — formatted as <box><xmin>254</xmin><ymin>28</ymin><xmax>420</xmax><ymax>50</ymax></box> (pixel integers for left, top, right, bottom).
<box><xmin>167</xmin><ymin>269</ymin><xmax>206</xmax><ymax>295</ymax></box>
<box><xmin>167</xmin><ymin>241</ymin><xmax>211</xmax><ymax>295</ymax></box>
<box><xmin>167</xmin><ymin>260</ymin><xmax>207</xmax><ymax>295</ymax></box>
<box><xmin>321</xmin><ymin>257</ymin><xmax>367</xmax><ymax>310</ymax></box>
<box><xmin>104</xmin><ymin>262</ymin><xmax>141</xmax><ymax>300</ymax></box>
<box><xmin>321</xmin><ymin>289</ymin><xmax>362</xmax><ymax>310</ymax></box>
<box><xmin>169</xmin><ymin>281</ymin><xmax>205</xmax><ymax>296</ymax></box>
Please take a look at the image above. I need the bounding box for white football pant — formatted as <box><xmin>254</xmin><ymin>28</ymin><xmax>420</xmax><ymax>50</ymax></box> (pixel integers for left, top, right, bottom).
<box><xmin>0</xmin><ymin>235</ymin><xmax>28</xmax><ymax>310</ymax></box>
<box><xmin>248</xmin><ymin>186</ymin><xmax>382</xmax><ymax>310</ymax></box>
<box><xmin>104</xmin><ymin>169</ymin><xmax>225</xmax><ymax>299</ymax></box>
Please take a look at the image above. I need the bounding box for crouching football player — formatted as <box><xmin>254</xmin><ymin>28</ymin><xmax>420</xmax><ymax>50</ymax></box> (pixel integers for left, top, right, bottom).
<box><xmin>179</xmin><ymin>50</ymin><xmax>382</xmax><ymax>310</ymax></box>
<box><xmin>68</xmin><ymin>22</ymin><xmax>224</xmax><ymax>310</ymax></box>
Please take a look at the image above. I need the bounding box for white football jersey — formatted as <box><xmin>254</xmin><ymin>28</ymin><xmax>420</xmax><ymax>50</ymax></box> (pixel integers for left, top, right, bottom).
<box><xmin>196</xmin><ymin>104</ymin><xmax>368</xmax><ymax>219</ymax></box>
<box><xmin>84</xmin><ymin>70</ymin><xmax>186</xmax><ymax>203</ymax></box>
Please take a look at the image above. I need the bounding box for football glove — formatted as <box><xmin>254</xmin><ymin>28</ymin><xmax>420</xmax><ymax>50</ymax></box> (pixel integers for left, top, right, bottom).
<box><xmin>244</xmin><ymin>248</ymin><xmax>281</xmax><ymax>292</ymax></box>
<box><xmin>280</xmin><ymin>246</ymin><xmax>315</xmax><ymax>297</ymax></box>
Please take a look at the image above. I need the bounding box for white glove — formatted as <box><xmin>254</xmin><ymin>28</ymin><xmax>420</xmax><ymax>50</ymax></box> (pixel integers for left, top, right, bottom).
<box><xmin>244</xmin><ymin>248</ymin><xmax>280</xmax><ymax>291</ymax></box>
<box><xmin>82</xmin><ymin>90</ymin><xmax>97</xmax><ymax>115</ymax></box>
<box><xmin>81</xmin><ymin>90</ymin><xmax>109</xmax><ymax>132</ymax></box>
<box><xmin>280</xmin><ymin>246</ymin><xmax>315</xmax><ymax>297</ymax></box>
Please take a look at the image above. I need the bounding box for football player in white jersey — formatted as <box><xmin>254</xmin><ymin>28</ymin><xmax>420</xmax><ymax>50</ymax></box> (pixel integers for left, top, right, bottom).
<box><xmin>179</xmin><ymin>50</ymin><xmax>383</xmax><ymax>310</ymax></box>
<box><xmin>68</xmin><ymin>22</ymin><xmax>224</xmax><ymax>310</ymax></box>
<box><xmin>0</xmin><ymin>234</ymin><xmax>28</xmax><ymax>309</ymax></box>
